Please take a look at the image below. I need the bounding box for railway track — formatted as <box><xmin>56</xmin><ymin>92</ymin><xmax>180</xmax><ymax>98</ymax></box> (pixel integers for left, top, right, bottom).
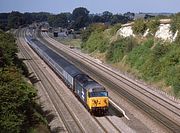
<box><xmin>94</xmin><ymin>116</ymin><xmax>121</xmax><ymax>133</ymax></box>
<box><xmin>17</xmin><ymin>29</ymin><xmax>87</xmax><ymax>133</ymax></box>
<box><xmin>39</xmin><ymin>31</ymin><xmax>180</xmax><ymax>132</ymax></box>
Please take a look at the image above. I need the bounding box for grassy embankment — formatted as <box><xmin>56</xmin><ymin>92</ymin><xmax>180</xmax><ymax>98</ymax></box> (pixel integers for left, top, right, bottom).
<box><xmin>81</xmin><ymin>14</ymin><xmax>180</xmax><ymax>98</ymax></box>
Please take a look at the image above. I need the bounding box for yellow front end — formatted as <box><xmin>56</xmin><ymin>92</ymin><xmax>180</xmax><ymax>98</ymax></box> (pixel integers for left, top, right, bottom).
<box><xmin>87</xmin><ymin>97</ymin><xmax>109</xmax><ymax>113</ymax></box>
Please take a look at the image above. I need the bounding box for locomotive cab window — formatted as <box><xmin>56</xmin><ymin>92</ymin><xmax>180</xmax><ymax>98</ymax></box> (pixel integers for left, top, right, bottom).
<box><xmin>89</xmin><ymin>91</ymin><xmax>108</xmax><ymax>97</ymax></box>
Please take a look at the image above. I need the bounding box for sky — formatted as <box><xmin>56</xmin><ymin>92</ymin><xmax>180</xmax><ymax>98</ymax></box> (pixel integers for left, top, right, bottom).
<box><xmin>0</xmin><ymin>0</ymin><xmax>180</xmax><ymax>14</ymax></box>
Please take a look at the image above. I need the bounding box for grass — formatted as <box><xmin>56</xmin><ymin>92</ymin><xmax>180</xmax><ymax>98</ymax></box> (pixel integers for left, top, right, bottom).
<box><xmin>59</xmin><ymin>38</ymin><xmax>82</xmax><ymax>48</ymax></box>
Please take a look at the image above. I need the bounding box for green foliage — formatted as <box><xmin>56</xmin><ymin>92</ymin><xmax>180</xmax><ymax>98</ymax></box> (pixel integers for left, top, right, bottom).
<box><xmin>152</xmin><ymin>43</ymin><xmax>168</xmax><ymax>58</ymax></box>
<box><xmin>72</xmin><ymin>7</ymin><xmax>89</xmax><ymax>30</ymax></box>
<box><xmin>48</xmin><ymin>13</ymin><xmax>68</xmax><ymax>28</ymax></box>
<box><xmin>0</xmin><ymin>12</ymin><xmax>50</xmax><ymax>31</ymax></box>
<box><xmin>160</xmin><ymin>44</ymin><xmax>180</xmax><ymax>96</ymax></box>
<box><xmin>146</xmin><ymin>19</ymin><xmax>160</xmax><ymax>35</ymax></box>
<box><xmin>171</xmin><ymin>13</ymin><xmax>180</xmax><ymax>33</ymax></box>
<box><xmin>106</xmin><ymin>37</ymin><xmax>138</xmax><ymax>63</ymax></box>
<box><xmin>127</xmin><ymin>39</ymin><xmax>154</xmax><ymax>69</ymax></box>
<box><xmin>82</xmin><ymin>31</ymin><xmax>108</xmax><ymax>53</ymax></box>
<box><xmin>127</xmin><ymin>39</ymin><xmax>180</xmax><ymax>97</ymax></box>
<box><xmin>81</xmin><ymin>23</ymin><xmax>107</xmax><ymax>42</ymax></box>
<box><xmin>0</xmin><ymin>13</ymin><xmax>9</xmax><ymax>31</ymax></box>
<box><xmin>0</xmin><ymin>67</ymin><xmax>43</xmax><ymax>133</ymax></box>
<box><xmin>0</xmin><ymin>30</ymin><xmax>17</xmax><ymax>67</ymax></box>
<box><xmin>171</xmin><ymin>13</ymin><xmax>180</xmax><ymax>43</ymax></box>
<box><xmin>110</xmin><ymin>14</ymin><xmax>128</xmax><ymax>25</ymax></box>
<box><xmin>81</xmin><ymin>19</ymin><xmax>180</xmax><ymax>96</ymax></box>
<box><xmin>110</xmin><ymin>23</ymin><xmax>121</xmax><ymax>35</ymax></box>
<box><xmin>0</xmin><ymin>31</ymin><xmax>48</xmax><ymax>132</ymax></box>
<box><xmin>7</xmin><ymin>11</ymin><xmax>25</xmax><ymax>29</ymax></box>
<box><xmin>141</xmin><ymin>55</ymin><xmax>162</xmax><ymax>81</ymax></box>
<box><xmin>132</xmin><ymin>19</ymin><xmax>147</xmax><ymax>35</ymax></box>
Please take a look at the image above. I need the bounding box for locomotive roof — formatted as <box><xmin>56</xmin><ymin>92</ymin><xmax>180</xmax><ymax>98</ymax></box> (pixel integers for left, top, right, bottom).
<box><xmin>75</xmin><ymin>74</ymin><xmax>105</xmax><ymax>91</ymax></box>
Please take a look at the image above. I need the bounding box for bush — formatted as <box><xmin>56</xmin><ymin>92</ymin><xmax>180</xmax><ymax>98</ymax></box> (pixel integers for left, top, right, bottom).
<box><xmin>127</xmin><ymin>39</ymin><xmax>180</xmax><ymax>97</ymax></box>
<box><xmin>152</xmin><ymin>43</ymin><xmax>169</xmax><ymax>59</ymax></box>
<box><xmin>146</xmin><ymin>19</ymin><xmax>160</xmax><ymax>35</ymax></box>
<box><xmin>106</xmin><ymin>37</ymin><xmax>138</xmax><ymax>63</ymax></box>
<box><xmin>106</xmin><ymin>41</ymin><xmax>124</xmax><ymax>62</ymax></box>
<box><xmin>0</xmin><ymin>67</ymin><xmax>41</xmax><ymax>132</ymax></box>
<box><xmin>171</xmin><ymin>13</ymin><xmax>180</xmax><ymax>34</ymax></box>
<box><xmin>0</xmin><ymin>31</ymin><xmax>17</xmax><ymax>67</ymax></box>
<box><xmin>82</xmin><ymin>31</ymin><xmax>108</xmax><ymax>53</ymax></box>
<box><xmin>141</xmin><ymin>55</ymin><xmax>162</xmax><ymax>81</ymax></box>
<box><xmin>132</xmin><ymin>19</ymin><xmax>147</xmax><ymax>35</ymax></box>
<box><xmin>81</xmin><ymin>23</ymin><xmax>108</xmax><ymax>42</ymax></box>
<box><xmin>171</xmin><ymin>13</ymin><xmax>180</xmax><ymax>43</ymax></box>
<box><xmin>127</xmin><ymin>39</ymin><xmax>154</xmax><ymax>68</ymax></box>
<box><xmin>110</xmin><ymin>23</ymin><xmax>121</xmax><ymax>35</ymax></box>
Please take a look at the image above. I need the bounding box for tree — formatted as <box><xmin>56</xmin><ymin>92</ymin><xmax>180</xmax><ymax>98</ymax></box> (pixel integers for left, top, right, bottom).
<box><xmin>110</xmin><ymin>14</ymin><xmax>128</xmax><ymax>25</ymax></box>
<box><xmin>8</xmin><ymin>11</ymin><xmax>25</xmax><ymax>29</ymax></box>
<box><xmin>0</xmin><ymin>13</ymin><xmax>9</xmax><ymax>31</ymax></box>
<box><xmin>72</xmin><ymin>7</ymin><xmax>89</xmax><ymax>30</ymax></box>
<box><xmin>91</xmin><ymin>15</ymin><xmax>104</xmax><ymax>23</ymax></box>
<box><xmin>31</xmin><ymin>12</ymin><xmax>50</xmax><ymax>22</ymax></box>
<box><xmin>124</xmin><ymin>12</ymin><xmax>135</xmax><ymax>20</ymax></box>
<box><xmin>23</xmin><ymin>12</ymin><xmax>33</xmax><ymax>25</ymax></box>
<box><xmin>102</xmin><ymin>11</ymin><xmax>113</xmax><ymax>23</ymax></box>
<box><xmin>48</xmin><ymin>13</ymin><xmax>68</xmax><ymax>28</ymax></box>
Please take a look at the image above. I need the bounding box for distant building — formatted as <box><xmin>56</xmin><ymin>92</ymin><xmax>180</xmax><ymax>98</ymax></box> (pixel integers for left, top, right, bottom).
<box><xmin>134</xmin><ymin>12</ymin><xmax>173</xmax><ymax>20</ymax></box>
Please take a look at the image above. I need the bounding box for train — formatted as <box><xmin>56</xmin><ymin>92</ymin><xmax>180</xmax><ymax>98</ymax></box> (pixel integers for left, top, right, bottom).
<box><xmin>25</xmin><ymin>29</ymin><xmax>109</xmax><ymax>114</ymax></box>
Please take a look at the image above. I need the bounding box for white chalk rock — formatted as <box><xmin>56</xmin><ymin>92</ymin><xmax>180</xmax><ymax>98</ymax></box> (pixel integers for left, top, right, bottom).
<box><xmin>118</xmin><ymin>26</ymin><xmax>135</xmax><ymax>37</ymax></box>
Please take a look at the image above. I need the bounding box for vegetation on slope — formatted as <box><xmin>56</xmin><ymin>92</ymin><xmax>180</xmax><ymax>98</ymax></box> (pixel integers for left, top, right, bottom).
<box><xmin>171</xmin><ymin>13</ymin><xmax>180</xmax><ymax>43</ymax></box>
<box><xmin>0</xmin><ymin>30</ymin><xmax>49</xmax><ymax>132</ymax></box>
<box><xmin>132</xmin><ymin>18</ymin><xmax>160</xmax><ymax>35</ymax></box>
<box><xmin>81</xmin><ymin>13</ymin><xmax>180</xmax><ymax>97</ymax></box>
<box><xmin>146</xmin><ymin>19</ymin><xmax>160</xmax><ymax>35</ymax></box>
<box><xmin>132</xmin><ymin>19</ymin><xmax>147</xmax><ymax>35</ymax></box>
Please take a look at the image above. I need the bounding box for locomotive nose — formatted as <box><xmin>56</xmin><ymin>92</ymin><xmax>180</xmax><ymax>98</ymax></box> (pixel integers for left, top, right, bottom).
<box><xmin>92</xmin><ymin>98</ymin><xmax>108</xmax><ymax>106</ymax></box>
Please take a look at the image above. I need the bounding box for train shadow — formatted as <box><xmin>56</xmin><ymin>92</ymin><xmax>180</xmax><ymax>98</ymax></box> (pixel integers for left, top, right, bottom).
<box><xmin>38</xmin><ymin>101</ymin><xmax>66</xmax><ymax>133</ymax></box>
<box><xmin>20</xmin><ymin>58</ymin><xmax>32</xmax><ymax>61</ymax></box>
<box><xmin>94</xmin><ymin>103</ymin><xmax>124</xmax><ymax>118</ymax></box>
<box><xmin>28</xmin><ymin>72</ymin><xmax>41</xmax><ymax>84</ymax></box>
